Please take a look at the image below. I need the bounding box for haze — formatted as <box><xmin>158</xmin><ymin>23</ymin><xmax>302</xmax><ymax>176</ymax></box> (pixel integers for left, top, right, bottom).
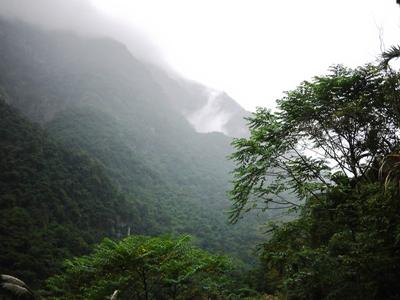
<box><xmin>2</xmin><ymin>0</ymin><xmax>400</xmax><ymax>111</ymax></box>
<box><xmin>90</xmin><ymin>0</ymin><xmax>400</xmax><ymax>111</ymax></box>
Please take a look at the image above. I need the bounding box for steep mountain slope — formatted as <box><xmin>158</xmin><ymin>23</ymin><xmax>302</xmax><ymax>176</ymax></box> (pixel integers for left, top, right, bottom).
<box><xmin>0</xmin><ymin>20</ymin><xmax>261</xmax><ymax>264</ymax></box>
<box><xmin>148</xmin><ymin>65</ymin><xmax>251</xmax><ymax>137</ymax></box>
<box><xmin>0</xmin><ymin>97</ymin><xmax>133</xmax><ymax>287</ymax></box>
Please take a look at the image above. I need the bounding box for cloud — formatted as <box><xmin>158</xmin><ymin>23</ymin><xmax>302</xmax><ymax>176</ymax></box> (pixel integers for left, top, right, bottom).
<box><xmin>187</xmin><ymin>90</ymin><xmax>233</xmax><ymax>135</ymax></box>
<box><xmin>0</xmin><ymin>0</ymin><xmax>249</xmax><ymax>136</ymax></box>
<box><xmin>0</xmin><ymin>0</ymin><xmax>164</xmax><ymax>65</ymax></box>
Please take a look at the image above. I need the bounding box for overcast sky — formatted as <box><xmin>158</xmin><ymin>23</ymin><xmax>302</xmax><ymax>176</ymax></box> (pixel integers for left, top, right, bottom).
<box><xmin>89</xmin><ymin>0</ymin><xmax>400</xmax><ymax>111</ymax></box>
<box><xmin>1</xmin><ymin>0</ymin><xmax>399</xmax><ymax>111</ymax></box>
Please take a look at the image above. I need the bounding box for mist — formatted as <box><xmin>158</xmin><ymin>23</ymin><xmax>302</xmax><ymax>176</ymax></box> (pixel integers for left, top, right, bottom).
<box><xmin>1</xmin><ymin>1</ymin><xmax>400</xmax><ymax>297</ymax></box>
<box><xmin>187</xmin><ymin>90</ymin><xmax>232</xmax><ymax>135</ymax></box>
<box><xmin>0</xmin><ymin>0</ymin><xmax>165</xmax><ymax>66</ymax></box>
<box><xmin>0</xmin><ymin>0</ymin><xmax>248</xmax><ymax>135</ymax></box>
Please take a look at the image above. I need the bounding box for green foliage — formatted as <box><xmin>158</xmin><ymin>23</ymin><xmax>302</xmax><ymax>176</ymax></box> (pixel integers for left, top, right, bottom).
<box><xmin>0</xmin><ymin>99</ymin><xmax>133</xmax><ymax>288</ymax></box>
<box><xmin>46</xmin><ymin>235</ymin><xmax>243</xmax><ymax>300</ymax></box>
<box><xmin>0</xmin><ymin>19</ymin><xmax>263</xmax><ymax>294</ymax></box>
<box><xmin>229</xmin><ymin>64</ymin><xmax>400</xmax><ymax>223</ymax></box>
<box><xmin>229</xmin><ymin>59</ymin><xmax>400</xmax><ymax>298</ymax></box>
<box><xmin>45</xmin><ymin>106</ymin><xmax>262</xmax><ymax>261</ymax></box>
<box><xmin>0</xmin><ymin>19</ymin><xmax>262</xmax><ymax>264</ymax></box>
<box><xmin>259</xmin><ymin>181</ymin><xmax>400</xmax><ymax>299</ymax></box>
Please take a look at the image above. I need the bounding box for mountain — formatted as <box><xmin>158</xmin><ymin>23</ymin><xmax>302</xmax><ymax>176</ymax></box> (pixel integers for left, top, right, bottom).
<box><xmin>0</xmin><ymin>97</ymin><xmax>133</xmax><ymax>287</ymax></box>
<box><xmin>147</xmin><ymin>65</ymin><xmax>251</xmax><ymax>137</ymax></box>
<box><xmin>0</xmin><ymin>18</ymin><xmax>250</xmax><ymax>137</ymax></box>
<box><xmin>0</xmin><ymin>20</ymin><xmax>261</xmax><ymax>287</ymax></box>
<box><xmin>0</xmin><ymin>0</ymin><xmax>250</xmax><ymax>138</ymax></box>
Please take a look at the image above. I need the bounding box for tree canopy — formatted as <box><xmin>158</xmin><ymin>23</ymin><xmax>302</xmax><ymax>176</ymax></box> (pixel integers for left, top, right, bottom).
<box><xmin>229</xmin><ymin>64</ymin><xmax>400</xmax><ymax>223</ymax></box>
<box><xmin>45</xmin><ymin>235</ymin><xmax>251</xmax><ymax>300</ymax></box>
<box><xmin>228</xmin><ymin>52</ymin><xmax>400</xmax><ymax>298</ymax></box>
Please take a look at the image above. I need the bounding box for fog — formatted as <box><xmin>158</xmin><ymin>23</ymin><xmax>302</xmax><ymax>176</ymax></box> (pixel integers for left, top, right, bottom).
<box><xmin>0</xmin><ymin>0</ymin><xmax>165</xmax><ymax>65</ymax></box>
<box><xmin>1</xmin><ymin>0</ymin><xmax>400</xmax><ymax>113</ymax></box>
<box><xmin>187</xmin><ymin>90</ymin><xmax>232</xmax><ymax>135</ymax></box>
<box><xmin>0</xmin><ymin>0</ymin><xmax>253</xmax><ymax>135</ymax></box>
<box><xmin>89</xmin><ymin>0</ymin><xmax>400</xmax><ymax>111</ymax></box>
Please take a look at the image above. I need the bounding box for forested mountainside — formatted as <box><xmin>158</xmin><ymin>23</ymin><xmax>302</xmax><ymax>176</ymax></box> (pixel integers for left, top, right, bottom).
<box><xmin>2</xmin><ymin>6</ymin><xmax>400</xmax><ymax>299</ymax></box>
<box><xmin>0</xmin><ymin>20</ymin><xmax>261</xmax><ymax>289</ymax></box>
<box><xmin>147</xmin><ymin>65</ymin><xmax>251</xmax><ymax>137</ymax></box>
<box><xmin>0</xmin><ymin>98</ymin><xmax>133</xmax><ymax>287</ymax></box>
<box><xmin>0</xmin><ymin>19</ymin><xmax>249</xmax><ymax>138</ymax></box>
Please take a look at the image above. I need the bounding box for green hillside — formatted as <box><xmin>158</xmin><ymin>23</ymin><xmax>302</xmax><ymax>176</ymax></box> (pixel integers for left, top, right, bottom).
<box><xmin>0</xmin><ymin>20</ymin><xmax>261</xmax><ymax>289</ymax></box>
<box><xmin>1</xmin><ymin>10</ymin><xmax>400</xmax><ymax>299</ymax></box>
<box><xmin>0</xmin><ymin>98</ymin><xmax>133</xmax><ymax>287</ymax></box>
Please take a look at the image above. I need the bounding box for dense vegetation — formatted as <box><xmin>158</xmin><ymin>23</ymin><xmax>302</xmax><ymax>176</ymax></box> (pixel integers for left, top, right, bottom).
<box><xmin>45</xmin><ymin>235</ymin><xmax>249</xmax><ymax>300</ymax></box>
<box><xmin>0</xmin><ymin>98</ymin><xmax>133</xmax><ymax>287</ymax></box>
<box><xmin>0</xmin><ymin>21</ymin><xmax>262</xmax><ymax>260</ymax></box>
<box><xmin>229</xmin><ymin>61</ymin><xmax>400</xmax><ymax>298</ymax></box>
<box><xmin>0</xmin><ymin>19</ymin><xmax>261</xmax><ymax>293</ymax></box>
<box><xmin>1</xmin><ymin>14</ymin><xmax>400</xmax><ymax>299</ymax></box>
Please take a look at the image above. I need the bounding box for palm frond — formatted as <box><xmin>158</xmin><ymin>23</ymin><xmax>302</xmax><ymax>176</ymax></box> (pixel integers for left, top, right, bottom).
<box><xmin>1</xmin><ymin>282</ymin><xmax>33</xmax><ymax>297</ymax></box>
<box><xmin>381</xmin><ymin>45</ymin><xmax>400</xmax><ymax>68</ymax></box>
<box><xmin>1</xmin><ymin>274</ymin><xmax>29</xmax><ymax>289</ymax></box>
<box><xmin>1</xmin><ymin>274</ymin><xmax>34</xmax><ymax>299</ymax></box>
<box><xmin>110</xmin><ymin>289</ymin><xmax>119</xmax><ymax>300</ymax></box>
<box><xmin>379</xmin><ymin>153</ymin><xmax>400</xmax><ymax>192</ymax></box>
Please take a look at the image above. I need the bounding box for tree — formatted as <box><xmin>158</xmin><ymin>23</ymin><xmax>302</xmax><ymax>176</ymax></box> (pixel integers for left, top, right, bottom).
<box><xmin>229</xmin><ymin>64</ymin><xmax>400</xmax><ymax>223</ymax></box>
<box><xmin>45</xmin><ymin>235</ymin><xmax>242</xmax><ymax>300</ymax></box>
<box><xmin>381</xmin><ymin>45</ymin><xmax>400</xmax><ymax>68</ymax></box>
<box><xmin>257</xmin><ymin>177</ymin><xmax>400</xmax><ymax>299</ymax></box>
<box><xmin>228</xmin><ymin>59</ymin><xmax>400</xmax><ymax>298</ymax></box>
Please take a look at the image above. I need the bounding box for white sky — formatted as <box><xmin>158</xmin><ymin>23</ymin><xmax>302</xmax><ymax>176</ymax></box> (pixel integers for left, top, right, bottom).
<box><xmin>90</xmin><ymin>0</ymin><xmax>400</xmax><ymax>111</ymax></box>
